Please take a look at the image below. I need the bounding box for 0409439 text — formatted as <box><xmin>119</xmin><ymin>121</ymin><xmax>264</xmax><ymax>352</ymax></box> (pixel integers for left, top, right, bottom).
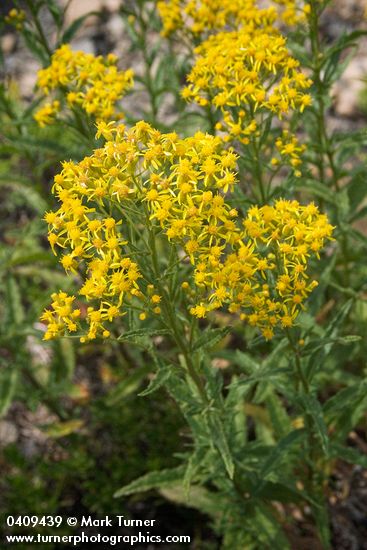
<box><xmin>6</xmin><ymin>516</ymin><xmax>63</xmax><ymax>528</ymax></box>
<box><xmin>5</xmin><ymin>515</ymin><xmax>156</xmax><ymax>529</ymax></box>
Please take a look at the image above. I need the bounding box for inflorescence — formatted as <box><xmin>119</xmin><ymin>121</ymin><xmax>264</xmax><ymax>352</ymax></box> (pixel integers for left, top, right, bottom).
<box><xmin>41</xmin><ymin>122</ymin><xmax>333</xmax><ymax>342</ymax></box>
<box><xmin>34</xmin><ymin>45</ymin><xmax>134</xmax><ymax>127</ymax></box>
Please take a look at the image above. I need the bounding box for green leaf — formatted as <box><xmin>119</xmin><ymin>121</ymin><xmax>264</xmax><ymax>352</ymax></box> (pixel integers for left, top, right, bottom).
<box><xmin>336</xmin><ymin>335</ymin><xmax>361</xmax><ymax>344</ymax></box>
<box><xmin>160</xmin><ymin>484</ymin><xmax>224</xmax><ymax>519</ymax></box>
<box><xmin>138</xmin><ymin>365</ymin><xmax>172</xmax><ymax>396</ymax></box>
<box><xmin>347</xmin><ymin>170</ymin><xmax>367</xmax><ymax>212</ymax></box>
<box><xmin>118</xmin><ymin>328</ymin><xmax>170</xmax><ymax>343</ymax></box>
<box><xmin>330</xmin><ymin>444</ymin><xmax>367</xmax><ymax>468</ymax></box>
<box><xmin>254</xmin><ymin>503</ymin><xmax>291</xmax><ymax>549</ymax></box>
<box><xmin>266</xmin><ymin>392</ymin><xmax>292</xmax><ymax>439</ymax></box>
<box><xmin>297</xmin><ymin>179</ymin><xmax>335</xmax><ymax>204</ymax></box>
<box><xmin>0</xmin><ymin>368</ymin><xmax>18</xmax><ymax>417</ymax></box>
<box><xmin>262</xmin><ymin>339</ymin><xmax>289</xmax><ymax>369</ymax></box>
<box><xmin>255</xmin><ymin>480</ymin><xmax>309</xmax><ymax>505</ymax></box>
<box><xmin>114</xmin><ymin>466</ymin><xmax>185</xmax><ymax>498</ymax></box>
<box><xmin>323</xmin><ymin>381</ymin><xmax>367</xmax><ymax>417</ymax></box>
<box><xmin>299</xmin><ymin>395</ymin><xmax>329</xmax><ymax>454</ymax></box>
<box><xmin>192</xmin><ymin>327</ymin><xmax>230</xmax><ymax>352</ymax></box>
<box><xmin>183</xmin><ymin>447</ymin><xmax>208</xmax><ymax>497</ymax></box>
<box><xmin>231</xmin><ymin>368</ymin><xmax>290</xmax><ymax>390</ymax></box>
<box><xmin>1</xmin><ymin>181</ymin><xmax>47</xmax><ymax>213</ymax></box>
<box><xmin>5</xmin><ymin>276</ymin><xmax>25</xmax><ymax>327</ymax></box>
<box><xmin>322</xmin><ymin>31</ymin><xmax>367</xmax><ymax>87</ymax></box>
<box><xmin>326</xmin><ymin>300</ymin><xmax>354</xmax><ymax>336</ymax></box>
<box><xmin>106</xmin><ymin>365</ymin><xmax>151</xmax><ymax>405</ymax></box>
<box><xmin>43</xmin><ymin>419</ymin><xmax>84</xmax><ymax>438</ymax></box>
<box><xmin>257</xmin><ymin>429</ymin><xmax>304</xmax><ymax>482</ymax></box>
<box><xmin>305</xmin><ymin>299</ymin><xmax>354</xmax><ymax>380</ymax></box>
<box><xmin>235</xmin><ymin>350</ymin><xmax>259</xmax><ymax>373</ymax></box>
<box><xmin>46</xmin><ymin>0</ymin><xmax>63</xmax><ymax>27</ymax></box>
<box><xmin>22</xmin><ymin>28</ymin><xmax>49</xmax><ymax>65</ymax></box>
<box><xmin>59</xmin><ymin>13</ymin><xmax>99</xmax><ymax>45</ymax></box>
<box><xmin>208</xmin><ymin>411</ymin><xmax>234</xmax><ymax>479</ymax></box>
<box><xmin>55</xmin><ymin>338</ymin><xmax>75</xmax><ymax>381</ymax></box>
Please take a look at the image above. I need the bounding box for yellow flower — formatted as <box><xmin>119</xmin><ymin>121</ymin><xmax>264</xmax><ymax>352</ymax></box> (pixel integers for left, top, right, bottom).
<box><xmin>188</xmin><ymin>199</ymin><xmax>333</xmax><ymax>337</ymax></box>
<box><xmin>34</xmin><ymin>44</ymin><xmax>133</xmax><ymax>126</ymax></box>
<box><xmin>41</xmin><ymin>122</ymin><xmax>333</xmax><ymax>341</ymax></box>
<box><xmin>184</xmin><ymin>29</ymin><xmax>312</xmax><ymax>142</ymax></box>
<box><xmin>157</xmin><ymin>0</ymin><xmax>278</xmax><ymax>39</ymax></box>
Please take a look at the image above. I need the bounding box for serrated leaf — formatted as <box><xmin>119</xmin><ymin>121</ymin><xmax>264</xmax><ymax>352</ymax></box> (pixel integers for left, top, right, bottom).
<box><xmin>114</xmin><ymin>466</ymin><xmax>185</xmax><ymax>498</ymax></box>
<box><xmin>299</xmin><ymin>395</ymin><xmax>329</xmax><ymax>454</ymax></box>
<box><xmin>255</xmin><ymin>503</ymin><xmax>291</xmax><ymax>549</ymax></box>
<box><xmin>323</xmin><ymin>381</ymin><xmax>367</xmax><ymax>417</ymax></box>
<box><xmin>347</xmin><ymin>171</ymin><xmax>367</xmax><ymax>212</ymax></box>
<box><xmin>231</xmin><ymin>367</ymin><xmax>290</xmax><ymax>390</ymax></box>
<box><xmin>257</xmin><ymin>429</ymin><xmax>304</xmax><ymax>482</ymax></box>
<box><xmin>160</xmin><ymin>484</ymin><xmax>224</xmax><ymax>519</ymax></box>
<box><xmin>118</xmin><ymin>328</ymin><xmax>170</xmax><ymax>343</ymax></box>
<box><xmin>0</xmin><ymin>178</ymin><xmax>47</xmax><ymax>214</ymax></box>
<box><xmin>326</xmin><ymin>299</ymin><xmax>354</xmax><ymax>336</ymax></box>
<box><xmin>183</xmin><ymin>447</ymin><xmax>208</xmax><ymax>497</ymax></box>
<box><xmin>336</xmin><ymin>335</ymin><xmax>361</xmax><ymax>344</ymax></box>
<box><xmin>208</xmin><ymin>411</ymin><xmax>234</xmax><ymax>479</ymax></box>
<box><xmin>138</xmin><ymin>365</ymin><xmax>172</xmax><ymax>396</ymax></box>
<box><xmin>106</xmin><ymin>365</ymin><xmax>151</xmax><ymax>405</ymax></box>
<box><xmin>266</xmin><ymin>392</ymin><xmax>292</xmax><ymax>439</ymax></box>
<box><xmin>235</xmin><ymin>350</ymin><xmax>259</xmax><ymax>373</ymax></box>
<box><xmin>330</xmin><ymin>444</ymin><xmax>367</xmax><ymax>468</ymax></box>
<box><xmin>192</xmin><ymin>327</ymin><xmax>230</xmax><ymax>352</ymax></box>
<box><xmin>298</xmin><ymin>179</ymin><xmax>335</xmax><ymax>203</ymax></box>
<box><xmin>255</xmin><ymin>480</ymin><xmax>309</xmax><ymax>505</ymax></box>
<box><xmin>262</xmin><ymin>339</ymin><xmax>288</xmax><ymax>370</ymax></box>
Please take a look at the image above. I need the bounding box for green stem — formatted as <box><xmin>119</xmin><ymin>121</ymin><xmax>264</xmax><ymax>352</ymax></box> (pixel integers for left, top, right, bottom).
<box><xmin>136</xmin><ymin>8</ymin><xmax>158</xmax><ymax>124</ymax></box>
<box><xmin>286</xmin><ymin>329</ymin><xmax>330</xmax><ymax>544</ymax></box>
<box><xmin>252</xmin><ymin>135</ymin><xmax>267</xmax><ymax>204</ymax></box>
<box><xmin>286</xmin><ymin>329</ymin><xmax>309</xmax><ymax>394</ymax></box>
<box><xmin>308</xmin><ymin>1</ymin><xmax>350</xmax><ymax>289</ymax></box>
<box><xmin>24</xmin><ymin>0</ymin><xmax>52</xmax><ymax>59</ymax></box>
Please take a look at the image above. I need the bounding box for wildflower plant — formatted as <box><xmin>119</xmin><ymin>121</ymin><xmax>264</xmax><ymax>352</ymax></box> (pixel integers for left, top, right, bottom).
<box><xmin>41</xmin><ymin>122</ymin><xmax>333</xmax><ymax>343</ymax></box>
<box><xmin>2</xmin><ymin>0</ymin><xmax>367</xmax><ymax>548</ymax></box>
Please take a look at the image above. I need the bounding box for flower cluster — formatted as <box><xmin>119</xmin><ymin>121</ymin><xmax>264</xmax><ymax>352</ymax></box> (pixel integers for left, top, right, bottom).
<box><xmin>34</xmin><ymin>100</ymin><xmax>61</xmax><ymax>128</ymax></box>
<box><xmin>183</xmin><ymin>30</ymin><xmax>312</xmax><ymax>143</ymax></box>
<box><xmin>273</xmin><ymin>0</ymin><xmax>310</xmax><ymax>26</ymax></box>
<box><xmin>5</xmin><ymin>8</ymin><xmax>26</xmax><ymax>30</ymax></box>
<box><xmin>157</xmin><ymin>0</ymin><xmax>277</xmax><ymax>39</ymax></box>
<box><xmin>157</xmin><ymin>1</ymin><xmax>309</xmax><ymax>40</ymax></box>
<box><xmin>272</xmin><ymin>130</ymin><xmax>306</xmax><ymax>175</ymax></box>
<box><xmin>190</xmin><ymin>200</ymin><xmax>333</xmax><ymax>339</ymax></box>
<box><xmin>41</xmin><ymin>122</ymin><xmax>332</xmax><ymax>341</ymax></box>
<box><xmin>34</xmin><ymin>45</ymin><xmax>134</xmax><ymax>126</ymax></box>
<box><xmin>41</xmin><ymin>122</ymin><xmax>239</xmax><ymax>341</ymax></box>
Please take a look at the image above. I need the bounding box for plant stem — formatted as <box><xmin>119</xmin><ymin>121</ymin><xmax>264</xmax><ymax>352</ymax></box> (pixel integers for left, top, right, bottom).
<box><xmin>24</xmin><ymin>0</ymin><xmax>52</xmax><ymax>59</ymax></box>
<box><xmin>308</xmin><ymin>0</ymin><xmax>350</xmax><ymax>287</ymax></box>
<box><xmin>286</xmin><ymin>329</ymin><xmax>330</xmax><ymax>545</ymax></box>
